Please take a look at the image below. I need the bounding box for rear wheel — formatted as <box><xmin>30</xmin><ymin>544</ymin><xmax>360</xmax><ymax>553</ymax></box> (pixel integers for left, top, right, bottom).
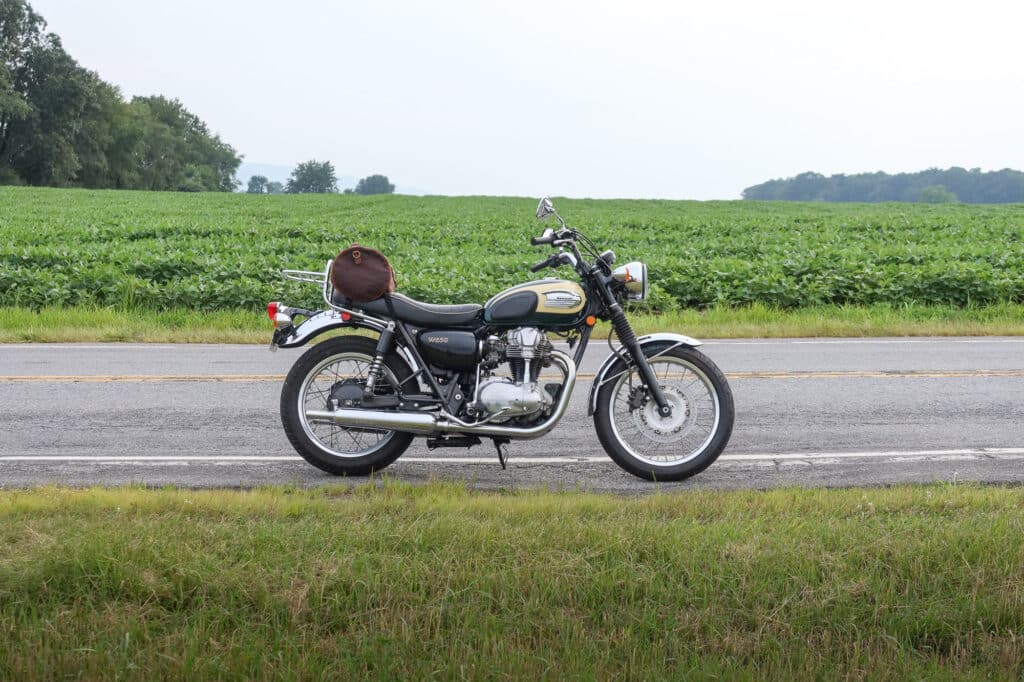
<box><xmin>594</xmin><ymin>345</ymin><xmax>734</xmax><ymax>481</ymax></box>
<box><xmin>281</xmin><ymin>336</ymin><xmax>414</xmax><ymax>475</ymax></box>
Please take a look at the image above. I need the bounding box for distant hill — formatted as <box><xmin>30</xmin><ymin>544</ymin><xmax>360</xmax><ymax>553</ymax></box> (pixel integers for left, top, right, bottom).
<box><xmin>742</xmin><ymin>167</ymin><xmax>1024</xmax><ymax>203</ymax></box>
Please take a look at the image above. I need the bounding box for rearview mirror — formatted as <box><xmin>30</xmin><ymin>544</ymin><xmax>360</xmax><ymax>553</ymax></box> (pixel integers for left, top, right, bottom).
<box><xmin>536</xmin><ymin>197</ymin><xmax>555</xmax><ymax>220</ymax></box>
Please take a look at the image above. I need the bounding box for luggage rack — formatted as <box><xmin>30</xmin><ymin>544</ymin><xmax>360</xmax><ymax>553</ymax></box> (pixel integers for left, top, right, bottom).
<box><xmin>281</xmin><ymin>260</ymin><xmax>387</xmax><ymax>325</ymax></box>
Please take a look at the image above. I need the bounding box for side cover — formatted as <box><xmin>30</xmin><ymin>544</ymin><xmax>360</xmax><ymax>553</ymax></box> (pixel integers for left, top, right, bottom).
<box><xmin>586</xmin><ymin>333</ymin><xmax>702</xmax><ymax>415</ymax></box>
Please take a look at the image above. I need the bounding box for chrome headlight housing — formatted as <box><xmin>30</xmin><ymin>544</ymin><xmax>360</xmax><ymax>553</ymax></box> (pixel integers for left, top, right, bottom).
<box><xmin>611</xmin><ymin>261</ymin><xmax>648</xmax><ymax>300</ymax></box>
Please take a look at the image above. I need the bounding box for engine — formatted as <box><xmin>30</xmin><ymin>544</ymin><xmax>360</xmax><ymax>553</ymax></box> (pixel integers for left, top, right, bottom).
<box><xmin>473</xmin><ymin>327</ymin><xmax>556</xmax><ymax>422</ymax></box>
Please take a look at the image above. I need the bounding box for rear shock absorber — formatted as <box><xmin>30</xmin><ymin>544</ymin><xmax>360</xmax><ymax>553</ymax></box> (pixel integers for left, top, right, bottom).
<box><xmin>363</xmin><ymin>322</ymin><xmax>395</xmax><ymax>398</ymax></box>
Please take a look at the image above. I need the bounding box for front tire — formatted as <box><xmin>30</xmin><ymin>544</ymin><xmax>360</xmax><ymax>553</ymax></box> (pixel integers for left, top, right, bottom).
<box><xmin>281</xmin><ymin>335</ymin><xmax>414</xmax><ymax>476</ymax></box>
<box><xmin>594</xmin><ymin>345</ymin><xmax>734</xmax><ymax>481</ymax></box>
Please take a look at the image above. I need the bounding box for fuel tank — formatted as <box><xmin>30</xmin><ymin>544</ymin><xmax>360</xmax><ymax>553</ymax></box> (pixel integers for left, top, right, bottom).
<box><xmin>483</xmin><ymin>279</ymin><xmax>588</xmax><ymax>329</ymax></box>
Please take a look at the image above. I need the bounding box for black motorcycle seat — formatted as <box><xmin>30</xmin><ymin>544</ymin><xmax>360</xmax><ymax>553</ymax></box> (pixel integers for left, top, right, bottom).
<box><xmin>332</xmin><ymin>291</ymin><xmax>483</xmax><ymax>327</ymax></box>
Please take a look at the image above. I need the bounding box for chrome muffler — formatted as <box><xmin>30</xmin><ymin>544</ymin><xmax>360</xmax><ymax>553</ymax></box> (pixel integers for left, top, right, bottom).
<box><xmin>303</xmin><ymin>351</ymin><xmax>577</xmax><ymax>440</ymax></box>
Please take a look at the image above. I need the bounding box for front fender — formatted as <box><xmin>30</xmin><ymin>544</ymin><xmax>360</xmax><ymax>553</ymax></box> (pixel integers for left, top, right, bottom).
<box><xmin>272</xmin><ymin>309</ymin><xmax>387</xmax><ymax>349</ymax></box>
<box><xmin>586</xmin><ymin>333</ymin><xmax>702</xmax><ymax>416</ymax></box>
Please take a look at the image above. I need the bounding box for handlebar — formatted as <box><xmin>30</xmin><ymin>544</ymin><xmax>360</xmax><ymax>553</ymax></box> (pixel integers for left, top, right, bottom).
<box><xmin>531</xmin><ymin>255</ymin><xmax>556</xmax><ymax>272</ymax></box>
<box><xmin>529</xmin><ymin>226</ymin><xmax>586</xmax><ymax>274</ymax></box>
<box><xmin>532</xmin><ymin>227</ymin><xmax>576</xmax><ymax>246</ymax></box>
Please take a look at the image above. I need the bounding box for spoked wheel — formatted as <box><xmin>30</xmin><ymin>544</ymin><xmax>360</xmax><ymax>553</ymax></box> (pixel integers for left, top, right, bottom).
<box><xmin>594</xmin><ymin>345</ymin><xmax>734</xmax><ymax>481</ymax></box>
<box><xmin>280</xmin><ymin>336</ymin><xmax>414</xmax><ymax>475</ymax></box>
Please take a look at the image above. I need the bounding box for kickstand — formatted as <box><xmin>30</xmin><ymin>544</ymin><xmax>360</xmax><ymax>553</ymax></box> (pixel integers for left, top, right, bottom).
<box><xmin>493</xmin><ymin>438</ymin><xmax>511</xmax><ymax>470</ymax></box>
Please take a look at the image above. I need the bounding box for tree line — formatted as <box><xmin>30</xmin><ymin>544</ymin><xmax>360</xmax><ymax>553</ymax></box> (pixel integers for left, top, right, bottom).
<box><xmin>246</xmin><ymin>162</ymin><xmax>395</xmax><ymax>195</ymax></box>
<box><xmin>1</xmin><ymin>0</ymin><xmax>240</xmax><ymax>191</ymax></box>
<box><xmin>742</xmin><ymin>168</ymin><xmax>1024</xmax><ymax>204</ymax></box>
<box><xmin>2</xmin><ymin>1</ymin><xmax>396</xmax><ymax>196</ymax></box>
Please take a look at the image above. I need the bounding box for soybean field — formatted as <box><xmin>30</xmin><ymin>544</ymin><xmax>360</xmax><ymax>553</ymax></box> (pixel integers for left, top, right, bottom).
<box><xmin>1</xmin><ymin>187</ymin><xmax>1022</xmax><ymax>312</ymax></box>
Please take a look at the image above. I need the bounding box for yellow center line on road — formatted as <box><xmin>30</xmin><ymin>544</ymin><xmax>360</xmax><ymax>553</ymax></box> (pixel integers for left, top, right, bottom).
<box><xmin>0</xmin><ymin>369</ymin><xmax>1023</xmax><ymax>383</ymax></box>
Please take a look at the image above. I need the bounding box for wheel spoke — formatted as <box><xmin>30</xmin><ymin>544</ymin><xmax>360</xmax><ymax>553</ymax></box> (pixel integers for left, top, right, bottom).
<box><xmin>297</xmin><ymin>351</ymin><xmax>399</xmax><ymax>460</ymax></box>
<box><xmin>606</xmin><ymin>354</ymin><xmax>722</xmax><ymax>468</ymax></box>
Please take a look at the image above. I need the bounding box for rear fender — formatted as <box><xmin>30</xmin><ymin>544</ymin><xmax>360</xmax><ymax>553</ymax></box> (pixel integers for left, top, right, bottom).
<box><xmin>272</xmin><ymin>308</ymin><xmax>425</xmax><ymax>381</ymax></box>
<box><xmin>587</xmin><ymin>333</ymin><xmax>702</xmax><ymax>416</ymax></box>
<box><xmin>272</xmin><ymin>309</ymin><xmax>387</xmax><ymax>348</ymax></box>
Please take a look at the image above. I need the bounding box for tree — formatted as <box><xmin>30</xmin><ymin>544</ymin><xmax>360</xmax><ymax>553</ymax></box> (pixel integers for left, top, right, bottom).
<box><xmin>354</xmin><ymin>174</ymin><xmax>395</xmax><ymax>195</ymax></box>
<box><xmin>266</xmin><ymin>180</ymin><xmax>284</xmax><ymax>194</ymax></box>
<box><xmin>919</xmin><ymin>185</ymin><xmax>957</xmax><ymax>204</ymax></box>
<box><xmin>0</xmin><ymin>0</ymin><xmax>241</xmax><ymax>191</ymax></box>
<box><xmin>0</xmin><ymin>0</ymin><xmax>45</xmax><ymax>165</ymax></box>
<box><xmin>743</xmin><ymin>168</ymin><xmax>1024</xmax><ymax>203</ymax></box>
<box><xmin>131</xmin><ymin>95</ymin><xmax>241</xmax><ymax>192</ymax></box>
<box><xmin>0</xmin><ymin>2</ymin><xmax>96</xmax><ymax>186</ymax></box>
<box><xmin>246</xmin><ymin>174</ymin><xmax>268</xmax><ymax>194</ymax></box>
<box><xmin>286</xmin><ymin>160</ymin><xmax>337</xmax><ymax>194</ymax></box>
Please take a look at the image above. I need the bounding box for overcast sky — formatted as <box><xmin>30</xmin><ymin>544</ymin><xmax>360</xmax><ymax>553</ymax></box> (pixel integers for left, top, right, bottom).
<box><xmin>32</xmin><ymin>0</ymin><xmax>1024</xmax><ymax>199</ymax></box>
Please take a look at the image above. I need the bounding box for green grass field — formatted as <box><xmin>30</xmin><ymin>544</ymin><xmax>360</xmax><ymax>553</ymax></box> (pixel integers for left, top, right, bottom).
<box><xmin>2</xmin><ymin>482</ymin><xmax>1023</xmax><ymax>679</ymax></box>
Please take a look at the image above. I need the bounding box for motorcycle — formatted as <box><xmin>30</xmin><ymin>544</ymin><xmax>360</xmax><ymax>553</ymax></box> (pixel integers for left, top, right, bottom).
<box><xmin>267</xmin><ymin>198</ymin><xmax>734</xmax><ymax>481</ymax></box>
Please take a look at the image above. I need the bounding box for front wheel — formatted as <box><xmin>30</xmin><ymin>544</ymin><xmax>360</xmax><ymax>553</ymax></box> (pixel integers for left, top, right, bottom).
<box><xmin>594</xmin><ymin>345</ymin><xmax>734</xmax><ymax>481</ymax></box>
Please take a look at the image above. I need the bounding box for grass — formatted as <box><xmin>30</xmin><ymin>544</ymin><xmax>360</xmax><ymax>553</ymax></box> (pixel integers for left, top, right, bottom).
<box><xmin>0</xmin><ymin>302</ymin><xmax>1022</xmax><ymax>343</ymax></box>
<box><xmin>2</xmin><ymin>482</ymin><xmax>1023</xmax><ymax>679</ymax></box>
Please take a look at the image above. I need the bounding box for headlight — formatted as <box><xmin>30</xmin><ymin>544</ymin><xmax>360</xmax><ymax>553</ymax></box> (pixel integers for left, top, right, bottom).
<box><xmin>611</xmin><ymin>261</ymin><xmax>648</xmax><ymax>300</ymax></box>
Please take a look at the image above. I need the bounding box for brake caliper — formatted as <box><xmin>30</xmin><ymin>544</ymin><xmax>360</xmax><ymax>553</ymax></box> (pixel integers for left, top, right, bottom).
<box><xmin>626</xmin><ymin>385</ymin><xmax>647</xmax><ymax>412</ymax></box>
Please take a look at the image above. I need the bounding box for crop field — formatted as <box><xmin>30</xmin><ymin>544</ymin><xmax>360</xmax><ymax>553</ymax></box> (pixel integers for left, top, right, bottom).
<box><xmin>1</xmin><ymin>187</ymin><xmax>1023</xmax><ymax>313</ymax></box>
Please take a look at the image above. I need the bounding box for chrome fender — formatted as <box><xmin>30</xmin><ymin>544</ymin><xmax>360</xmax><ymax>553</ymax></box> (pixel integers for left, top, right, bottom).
<box><xmin>273</xmin><ymin>309</ymin><xmax>387</xmax><ymax>348</ymax></box>
<box><xmin>587</xmin><ymin>333</ymin><xmax>702</xmax><ymax>415</ymax></box>
<box><xmin>272</xmin><ymin>308</ymin><xmax>425</xmax><ymax>381</ymax></box>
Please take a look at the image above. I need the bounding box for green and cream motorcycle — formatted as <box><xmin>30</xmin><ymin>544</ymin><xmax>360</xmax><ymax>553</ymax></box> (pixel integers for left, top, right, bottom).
<box><xmin>267</xmin><ymin>198</ymin><xmax>734</xmax><ymax>481</ymax></box>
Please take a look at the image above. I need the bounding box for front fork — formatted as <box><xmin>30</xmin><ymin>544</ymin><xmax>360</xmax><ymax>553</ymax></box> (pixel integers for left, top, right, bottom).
<box><xmin>608</xmin><ymin>303</ymin><xmax>673</xmax><ymax>417</ymax></box>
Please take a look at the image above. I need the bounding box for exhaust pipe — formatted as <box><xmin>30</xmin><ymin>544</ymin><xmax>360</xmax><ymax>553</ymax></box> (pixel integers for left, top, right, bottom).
<box><xmin>304</xmin><ymin>350</ymin><xmax>577</xmax><ymax>440</ymax></box>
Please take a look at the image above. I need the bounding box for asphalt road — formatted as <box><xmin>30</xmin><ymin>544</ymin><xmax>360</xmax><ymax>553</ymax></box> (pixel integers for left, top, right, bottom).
<box><xmin>1</xmin><ymin>338</ymin><xmax>1022</xmax><ymax>492</ymax></box>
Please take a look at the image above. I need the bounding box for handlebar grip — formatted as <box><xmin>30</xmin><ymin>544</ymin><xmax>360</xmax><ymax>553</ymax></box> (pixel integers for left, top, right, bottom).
<box><xmin>530</xmin><ymin>235</ymin><xmax>553</xmax><ymax>246</ymax></box>
<box><xmin>530</xmin><ymin>257</ymin><xmax>552</xmax><ymax>273</ymax></box>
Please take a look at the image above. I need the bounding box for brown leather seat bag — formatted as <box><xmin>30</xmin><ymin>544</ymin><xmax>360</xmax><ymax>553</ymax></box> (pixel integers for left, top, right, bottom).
<box><xmin>330</xmin><ymin>244</ymin><xmax>397</xmax><ymax>303</ymax></box>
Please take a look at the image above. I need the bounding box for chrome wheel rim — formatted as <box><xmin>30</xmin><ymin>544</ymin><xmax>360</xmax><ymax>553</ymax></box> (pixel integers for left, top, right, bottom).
<box><xmin>607</xmin><ymin>356</ymin><xmax>720</xmax><ymax>467</ymax></box>
<box><xmin>298</xmin><ymin>352</ymin><xmax>398</xmax><ymax>459</ymax></box>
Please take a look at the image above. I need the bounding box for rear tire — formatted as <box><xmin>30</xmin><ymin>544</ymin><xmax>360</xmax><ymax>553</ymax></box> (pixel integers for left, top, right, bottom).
<box><xmin>281</xmin><ymin>336</ymin><xmax>414</xmax><ymax>476</ymax></box>
<box><xmin>594</xmin><ymin>345</ymin><xmax>734</xmax><ymax>482</ymax></box>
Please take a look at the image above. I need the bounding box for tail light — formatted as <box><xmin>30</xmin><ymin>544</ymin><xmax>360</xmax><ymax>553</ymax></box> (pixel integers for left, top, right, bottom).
<box><xmin>268</xmin><ymin>302</ymin><xmax>295</xmax><ymax>330</ymax></box>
